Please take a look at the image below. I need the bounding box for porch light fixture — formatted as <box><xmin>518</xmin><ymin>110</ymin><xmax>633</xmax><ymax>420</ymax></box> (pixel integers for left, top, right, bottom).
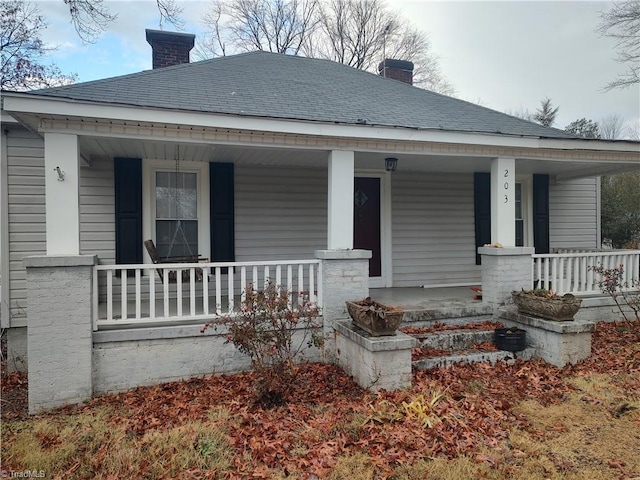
<box><xmin>385</xmin><ymin>157</ymin><xmax>398</xmax><ymax>172</ymax></box>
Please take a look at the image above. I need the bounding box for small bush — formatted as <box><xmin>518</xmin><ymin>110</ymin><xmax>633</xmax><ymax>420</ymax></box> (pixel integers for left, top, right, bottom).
<box><xmin>591</xmin><ymin>263</ymin><xmax>640</xmax><ymax>338</ymax></box>
<box><xmin>202</xmin><ymin>282</ymin><xmax>323</xmax><ymax>407</ymax></box>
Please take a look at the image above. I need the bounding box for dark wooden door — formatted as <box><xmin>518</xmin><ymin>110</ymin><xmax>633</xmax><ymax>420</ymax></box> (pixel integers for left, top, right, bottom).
<box><xmin>354</xmin><ymin>177</ymin><xmax>381</xmax><ymax>277</ymax></box>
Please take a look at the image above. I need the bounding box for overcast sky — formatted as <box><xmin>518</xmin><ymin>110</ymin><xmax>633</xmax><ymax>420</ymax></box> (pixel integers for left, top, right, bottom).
<box><xmin>36</xmin><ymin>0</ymin><xmax>639</xmax><ymax>136</ymax></box>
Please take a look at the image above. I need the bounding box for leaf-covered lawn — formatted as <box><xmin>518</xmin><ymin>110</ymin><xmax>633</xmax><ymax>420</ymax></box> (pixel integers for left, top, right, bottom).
<box><xmin>2</xmin><ymin>322</ymin><xmax>639</xmax><ymax>479</ymax></box>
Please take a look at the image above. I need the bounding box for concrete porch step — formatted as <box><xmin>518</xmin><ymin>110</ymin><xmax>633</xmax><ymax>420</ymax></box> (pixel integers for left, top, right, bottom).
<box><xmin>403</xmin><ymin>319</ymin><xmax>537</xmax><ymax>370</ymax></box>
<box><xmin>413</xmin><ymin>348</ymin><xmax>536</xmax><ymax>370</ymax></box>
<box><xmin>413</xmin><ymin>329</ymin><xmax>495</xmax><ymax>350</ymax></box>
<box><xmin>402</xmin><ymin>304</ymin><xmax>493</xmax><ymax>323</ymax></box>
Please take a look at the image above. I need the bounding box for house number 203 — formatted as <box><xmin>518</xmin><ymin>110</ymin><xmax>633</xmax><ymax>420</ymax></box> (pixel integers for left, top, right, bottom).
<box><xmin>504</xmin><ymin>169</ymin><xmax>510</xmax><ymax>203</ymax></box>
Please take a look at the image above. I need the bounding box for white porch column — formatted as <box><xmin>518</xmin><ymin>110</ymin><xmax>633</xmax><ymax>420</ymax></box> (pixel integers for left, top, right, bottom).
<box><xmin>327</xmin><ymin>150</ymin><xmax>354</xmax><ymax>249</ymax></box>
<box><xmin>44</xmin><ymin>133</ymin><xmax>80</xmax><ymax>254</ymax></box>
<box><xmin>490</xmin><ymin>157</ymin><xmax>516</xmax><ymax>247</ymax></box>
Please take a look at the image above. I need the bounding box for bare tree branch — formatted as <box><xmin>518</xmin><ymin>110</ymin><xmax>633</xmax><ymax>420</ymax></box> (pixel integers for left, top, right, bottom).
<box><xmin>1</xmin><ymin>0</ymin><xmax>77</xmax><ymax>90</ymax></box>
<box><xmin>206</xmin><ymin>0</ymin><xmax>318</xmax><ymax>54</ymax></box>
<box><xmin>62</xmin><ymin>0</ymin><xmax>184</xmax><ymax>43</ymax></box>
<box><xmin>63</xmin><ymin>0</ymin><xmax>116</xmax><ymax>43</ymax></box>
<box><xmin>599</xmin><ymin>0</ymin><xmax>640</xmax><ymax>89</ymax></box>
<box><xmin>599</xmin><ymin>113</ymin><xmax>626</xmax><ymax>139</ymax></box>
<box><xmin>197</xmin><ymin>0</ymin><xmax>453</xmax><ymax>95</ymax></box>
<box><xmin>156</xmin><ymin>0</ymin><xmax>185</xmax><ymax>30</ymax></box>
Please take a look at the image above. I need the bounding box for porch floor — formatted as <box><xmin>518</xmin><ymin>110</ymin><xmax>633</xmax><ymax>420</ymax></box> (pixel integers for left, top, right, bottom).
<box><xmin>370</xmin><ymin>286</ymin><xmax>482</xmax><ymax>310</ymax></box>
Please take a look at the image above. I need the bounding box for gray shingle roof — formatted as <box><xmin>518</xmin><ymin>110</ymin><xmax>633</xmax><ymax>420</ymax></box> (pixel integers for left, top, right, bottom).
<box><xmin>29</xmin><ymin>51</ymin><xmax>574</xmax><ymax>139</ymax></box>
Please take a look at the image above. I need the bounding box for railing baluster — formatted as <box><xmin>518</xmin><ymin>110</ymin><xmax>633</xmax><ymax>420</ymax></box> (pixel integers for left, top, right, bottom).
<box><xmin>215</xmin><ymin>267</ymin><xmax>222</xmax><ymax>315</ymax></box>
<box><xmin>287</xmin><ymin>265</ymin><xmax>293</xmax><ymax>308</ymax></box>
<box><xmin>228</xmin><ymin>267</ymin><xmax>234</xmax><ymax>313</ymax></box>
<box><xmin>163</xmin><ymin>271</ymin><xmax>170</xmax><ymax>318</ymax></box>
<box><xmin>121</xmin><ymin>269</ymin><xmax>128</xmax><ymax>320</ymax></box>
<box><xmin>264</xmin><ymin>265</ymin><xmax>270</xmax><ymax>287</ymax></box>
<box><xmin>276</xmin><ymin>265</ymin><xmax>282</xmax><ymax>289</ymax></box>
<box><xmin>252</xmin><ymin>266</ymin><xmax>258</xmax><ymax>289</ymax></box>
<box><xmin>298</xmin><ymin>264</ymin><xmax>304</xmax><ymax>300</ymax></box>
<box><xmin>135</xmin><ymin>268</ymin><xmax>141</xmax><ymax>319</ymax></box>
<box><xmin>149</xmin><ymin>268</ymin><xmax>155</xmax><ymax>319</ymax></box>
<box><xmin>202</xmin><ymin>267</ymin><xmax>209</xmax><ymax>315</ymax></box>
<box><xmin>316</xmin><ymin>262</ymin><xmax>323</xmax><ymax>309</ymax></box>
<box><xmin>190</xmin><ymin>267</ymin><xmax>196</xmax><ymax>317</ymax></box>
<box><xmin>177</xmin><ymin>271</ymin><xmax>183</xmax><ymax>317</ymax></box>
<box><xmin>309</xmin><ymin>264</ymin><xmax>316</xmax><ymax>304</ymax></box>
<box><xmin>240</xmin><ymin>266</ymin><xmax>247</xmax><ymax>303</ymax></box>
<box><xmin>107</xmin><ymin>270</ymin><xmax>113</xmax><ymax>321</ymax></box>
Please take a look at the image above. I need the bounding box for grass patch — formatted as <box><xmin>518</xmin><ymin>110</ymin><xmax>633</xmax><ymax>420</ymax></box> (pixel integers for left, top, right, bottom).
<box><xmin>2</xmin><ymin>406</ymin><xmax>232</xmax><ymax>479</ymax></box>
<box><xmin>502</xmin><ymin>373</ymin><xmax>640</xmax><ymax>479</ymax></box>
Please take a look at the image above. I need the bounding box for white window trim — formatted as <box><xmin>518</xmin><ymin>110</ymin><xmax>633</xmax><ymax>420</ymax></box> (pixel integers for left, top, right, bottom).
<box><xmin>355</xmin><ymin>169</ymin><xmax>392</xmax><ymax>288</ymax></box>
<box><xmin>142</xmin><ymin>159</ymin><xmax>210</xmax><ymax>263</ymax></box>
<box><xmin>516</xmin><ymin>175</ymin><xmax>534</xmax><ymax>248</ymax></box>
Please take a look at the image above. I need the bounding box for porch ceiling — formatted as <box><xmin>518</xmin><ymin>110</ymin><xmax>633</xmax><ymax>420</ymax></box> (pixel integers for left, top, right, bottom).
<box><xmin>79</xmin><ymin>135</ymin><xmax>639</xmax><ymax>180</ymax></box>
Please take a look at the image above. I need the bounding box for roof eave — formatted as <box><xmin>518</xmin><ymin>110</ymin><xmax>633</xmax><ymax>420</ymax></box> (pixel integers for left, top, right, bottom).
<box><xmin>3</xmin><ymin>92</ymin><xmax>640</xmax><ymax>155</ymax></box>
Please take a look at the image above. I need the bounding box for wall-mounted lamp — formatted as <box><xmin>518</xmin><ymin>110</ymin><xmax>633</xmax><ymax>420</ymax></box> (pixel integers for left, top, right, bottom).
<box><xmin>385</xmin><ymin>157</ymin><xmax>398</xmax><ymax>172</ymax></box>
<box><xmin>54</xmin><ymin>166</ymin><xmax>65</xmax><ymax>181</ymax></box>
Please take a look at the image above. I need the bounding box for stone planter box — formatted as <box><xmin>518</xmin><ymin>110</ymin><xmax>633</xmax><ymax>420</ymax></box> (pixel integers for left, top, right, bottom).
<box><xmin>346</xmin><ymin>299</ymin><xmax>403</xmax><ymax>336</ymax></box>
<box><xmin>512</xmin><ymin>291</ymin><xmax>582</xmax><ymax>321</ymax></box>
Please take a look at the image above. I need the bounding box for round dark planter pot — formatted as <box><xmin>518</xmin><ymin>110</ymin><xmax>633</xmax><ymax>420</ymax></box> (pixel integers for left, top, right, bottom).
<box><xmin>494</xmin><ymin>328</ymin><xmax>527</xmax><ymax>352</ymax></box>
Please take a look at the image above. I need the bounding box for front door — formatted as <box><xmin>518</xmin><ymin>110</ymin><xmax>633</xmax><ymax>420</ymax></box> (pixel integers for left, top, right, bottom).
<box><xmin>354</xmin><ymin>177</ymin><xmax>382</xmax><ymax>277</ymax></box>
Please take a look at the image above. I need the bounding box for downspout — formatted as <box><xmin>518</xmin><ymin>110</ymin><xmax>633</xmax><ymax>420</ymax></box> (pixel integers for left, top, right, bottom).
<box><xmin>1</xmin><ymin>127</ymin><xmax>10</xmax><ymax>328</ymax></box>
<box><xmin>596</xmin><ymin>176</ymin><xmax>602</xmax><ymax>248</ymax></box>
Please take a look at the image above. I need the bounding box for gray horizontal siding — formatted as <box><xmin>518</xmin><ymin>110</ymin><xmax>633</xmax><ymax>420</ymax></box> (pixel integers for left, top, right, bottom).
<box><xmin>391</xmin><ymin>172</ymin><xmax>480</xmax><ymax>287</ymax></box>
<box><xmin>549</xmin><ymin>178</ymin><xmax>599</xmax><ymax>250</ymax></box>
<box><xmin>6</xmin><ymin>127</ymin><xmax>45</xmax><ymax>323</ymax></box>
<box><xmin>80</xmin><ymin>156</ymin><xmax>115</xmax><ymax>264</ymax></box>
<box><xmin>234</xmin><ymin>165</ymin><xmax>327</xmax><ymax>261</ymax></box>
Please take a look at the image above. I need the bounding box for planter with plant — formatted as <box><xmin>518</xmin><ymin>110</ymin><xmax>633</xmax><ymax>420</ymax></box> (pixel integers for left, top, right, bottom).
<box><xmin>345</xmin><ymin>297</ymin><xmax>403</xmax><ymax>336</ymax></box>
<box><xmin>512</xmin><ymin>289</ymin><xmax>582</xmax><ymax>321</ymax></box>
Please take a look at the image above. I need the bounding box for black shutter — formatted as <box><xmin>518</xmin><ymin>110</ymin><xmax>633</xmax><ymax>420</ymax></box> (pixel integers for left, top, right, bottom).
<box><xmin>533</xmin><ymin>174</ymin><xmax>550</xmax><ymax>254</ymax></box>
<box><xmin>474</xmin><ymin>172</ymin><xmax>491</xmax><ymax>265</ymax></box>
<box><xmin>114</xmin><ymin>158</ymin><xmax>143</xmax><ymax>271</ymax></box>
<box><xmin>210</xmin><ymin>163</ymin><xmax>235</xmax><ymax>262</ymax></box>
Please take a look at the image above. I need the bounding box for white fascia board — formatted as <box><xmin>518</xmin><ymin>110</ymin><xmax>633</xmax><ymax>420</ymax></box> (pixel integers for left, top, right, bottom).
<box><xmin>5</xmin><ymin>93</ymin><xmax>640</xmax><ymax>155</ymax></box>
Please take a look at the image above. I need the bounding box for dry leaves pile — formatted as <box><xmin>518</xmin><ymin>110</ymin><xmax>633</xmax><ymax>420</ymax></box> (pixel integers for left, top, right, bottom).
<box><xmin>2</xmin><ymin>321</ymin><xmax>639</xmax><ymax>479</ymax></box>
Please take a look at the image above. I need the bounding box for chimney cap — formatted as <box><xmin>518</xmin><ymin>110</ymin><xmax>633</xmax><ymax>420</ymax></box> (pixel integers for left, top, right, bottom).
<box><xmin>145</xmin><ymin>29</ymin><xmax>195</xmax><ymax>48</ymax></box>
<box><xmin>377</xmin><ymin>59</ymin><xmax>414</xmax><ymax>73</ymax></box>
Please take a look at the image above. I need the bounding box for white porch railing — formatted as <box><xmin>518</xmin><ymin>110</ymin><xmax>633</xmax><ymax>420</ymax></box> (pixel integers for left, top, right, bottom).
<box><xmin>93</xmin><ymin>259</ymin><xmax>322</xmax><ymax>330</ymax></box>
<box><xmin>532</xmin><ymin>250</ymin><xmax>640</xmax><ymax>295</ymax></box>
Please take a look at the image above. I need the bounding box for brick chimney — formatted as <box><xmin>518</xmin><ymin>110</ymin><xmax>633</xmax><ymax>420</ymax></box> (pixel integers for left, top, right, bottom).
<box><xmin>145</xmin><ymin>29</ymin><xmax>195</xmax><ymax>69</ymax></box>
<box><xmin>378</xmin><ymin>59</ymin><xmax>414</xmax><ymax>85</ymax></box>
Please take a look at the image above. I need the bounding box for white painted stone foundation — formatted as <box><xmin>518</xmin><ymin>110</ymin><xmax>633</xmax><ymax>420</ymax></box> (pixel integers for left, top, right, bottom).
<box><xmin>498</xmin><ymin>307</ymin><xmax>595</xmax><ymax>367</ymax></box>
<box><xmin>315</xmin><ymin>249</ymin><xmax>371</xmax><ymax>361</ymax></box>
<box><xmin>24</xmin><ymin>255</ymin><xmax>97</xmax><ymax>414</ymax></box>
<box><xmin>334</xmin><ymin>320</ymin><xmax>417</xmax><ymax>391</ymax></box>
<box><xmin>93</xmin><ymin>325</ymin><xmax>322</xmax><ymax>394</ymax></box>
<box><xmin>479</xmin><ymin>246</ymin><xmax>534</xmax><ymax>307</ymax></box>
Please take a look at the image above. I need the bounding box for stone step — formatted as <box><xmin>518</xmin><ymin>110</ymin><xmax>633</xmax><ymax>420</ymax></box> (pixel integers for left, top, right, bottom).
<box><xmin>401</xmin><ymin>315</ymin><xmax>494</xmax><ymax>329</ymax></box>
<box><xmin>413</xmin><ymin>329</ymin><xmax>495</xmax><ymax>350</ymax></box>
<box><xmin>413</xmin><ymin>348</ymin><xmax>536</xmax><ymax>370</ymax></box>
<box><xmin>402</xmin><ymin>304</ymin><xmax>493</xmax><ymax>323</ymax></box>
